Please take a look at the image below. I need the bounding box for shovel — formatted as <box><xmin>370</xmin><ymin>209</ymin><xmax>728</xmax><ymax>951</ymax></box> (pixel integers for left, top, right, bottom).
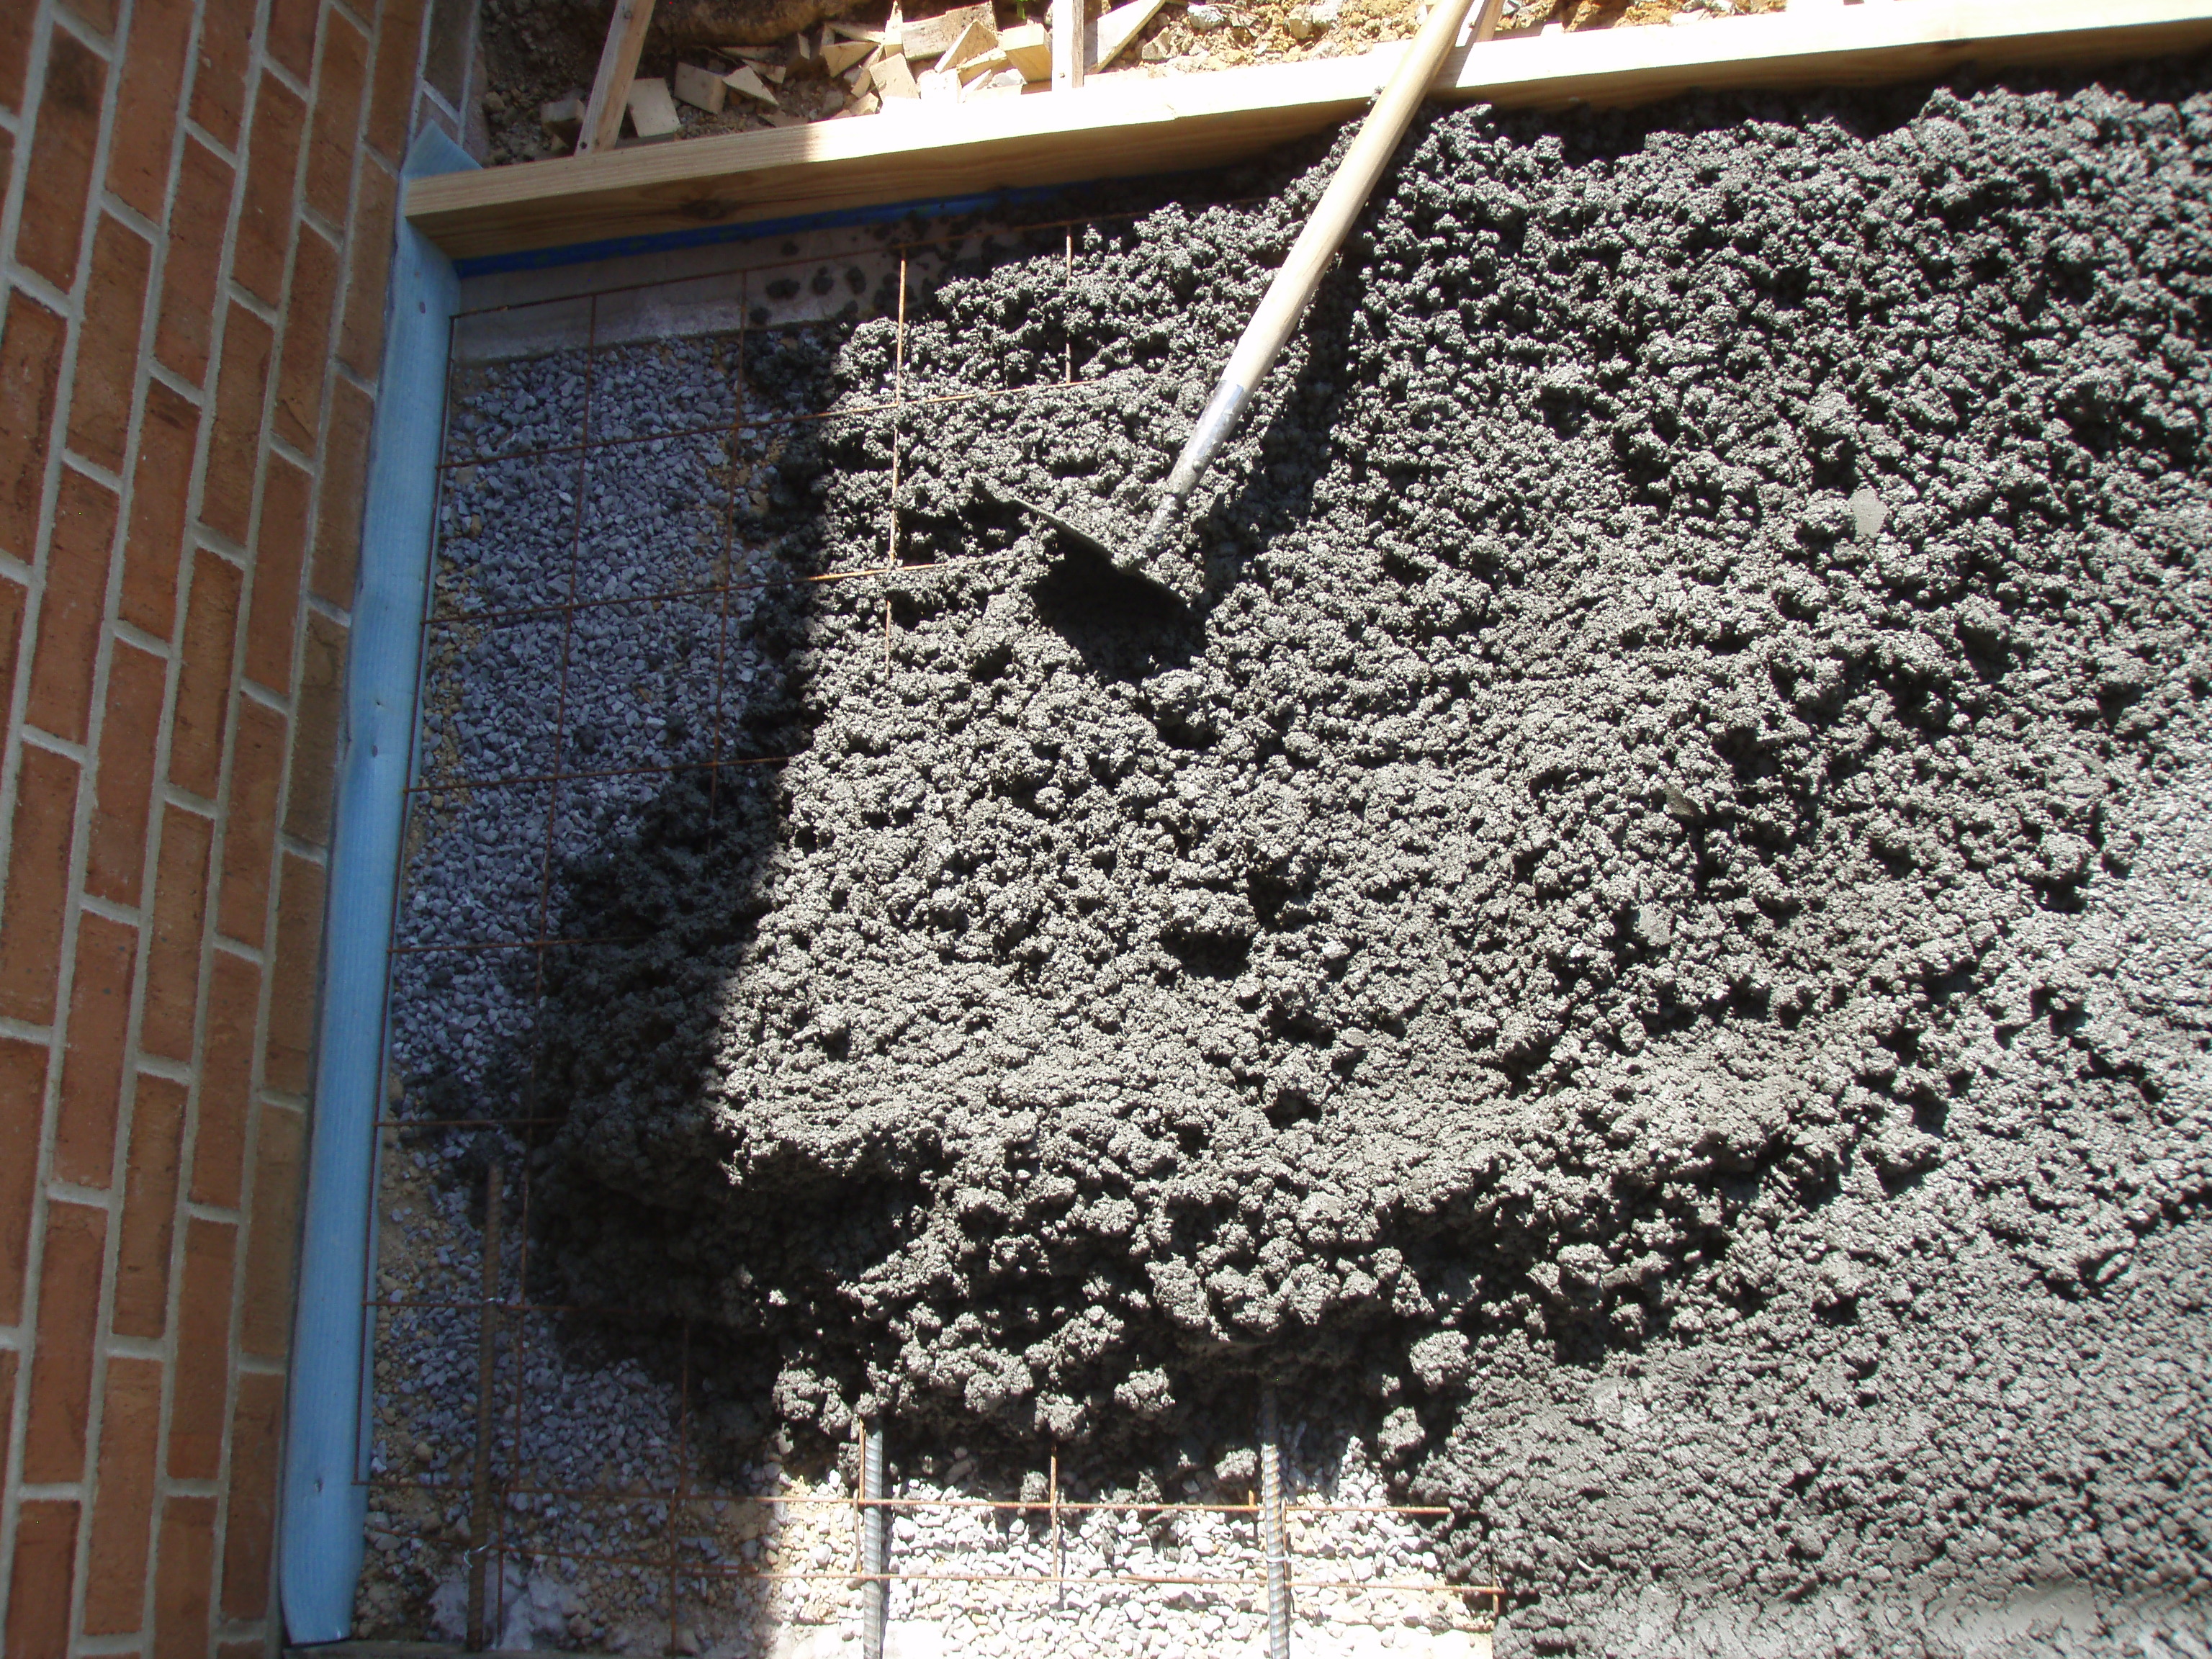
<box><xmin>994</xmin><ymin>0</ymin><xmax>1499</xmax><ymax>565</ymax></box>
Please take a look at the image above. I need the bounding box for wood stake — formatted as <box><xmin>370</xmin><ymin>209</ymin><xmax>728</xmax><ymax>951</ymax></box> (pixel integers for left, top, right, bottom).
<box><xmin>1051</xmin><ymin>0</ymin><xmax>1085</xmax><ymax>89</ymax></box>
<box><xmin>577</xmin><ymin>0</ymin><xmax>658</xmax><ymax>154</ymax></box>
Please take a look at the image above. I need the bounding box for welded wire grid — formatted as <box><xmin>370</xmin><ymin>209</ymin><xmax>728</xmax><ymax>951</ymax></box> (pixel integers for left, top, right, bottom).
<box><xmin>366</xmin><ymin>215</ymin><xmax>1501</xmax><ymax>1651</ymax></box>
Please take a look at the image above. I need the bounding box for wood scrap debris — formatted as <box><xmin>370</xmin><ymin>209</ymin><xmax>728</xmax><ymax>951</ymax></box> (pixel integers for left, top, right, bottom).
<box><xmin>900</xmin><ymin>1</ymin><xmax>993</xmax><ymax>59</ymax></box>
<box><xmin>1090</xmin><ymin>0</ymin><xmax>1170</xmax><ymax>68</ymax></box>
<box><xmin>869</xmin><ymin>49</ymin><xmax>921</xmax><ymax>96</ymax></box>
<box><xmin>724</xmin><ymin>60</ymin><xmax>784</xmax><ymax>103</ymax></box>
<box><xmin>624</xmin><ymin>73</ymin><xmax>683</xmax><ymax>136</ymax></box>
<box><xmin>672</xmin><ymin>60</ymin><xmax>727</xmax><ymax>109</ymax></box>
<box><xmin>999</xmin><ymin>22</ymin><xmax>1052</xmax><ymax>80</ymax></box>
<box><xmin>939</xmin><ymin>16</ymin><xmax>999</xmax><ymax>71</ymax></box>
<box><xmin>540</xmin><ymin>91</ymin><xmax>586</xmax><ymax>145</ymax></box>
<box><xmin>823</xmin><ymin>35</ymin><xmax>876</xmax><ymax>71</ymax></box>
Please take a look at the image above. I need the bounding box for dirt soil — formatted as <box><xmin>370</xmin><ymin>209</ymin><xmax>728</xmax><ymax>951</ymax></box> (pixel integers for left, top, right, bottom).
<box><xmin>417</xmin><ymin>50</ymin><xmax>2212</xmax><ymax>1655</ymax></box>
<box><xmin>471</xmin><ymin>0</ymin><xmax>1784</xmax><ymax>165</ymax></box>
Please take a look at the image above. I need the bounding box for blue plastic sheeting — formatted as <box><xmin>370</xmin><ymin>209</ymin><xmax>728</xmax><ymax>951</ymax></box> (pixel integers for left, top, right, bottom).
<box><xmin>450</xmin><ymin>181</ymin><xmax>1076</xmax><ymax>279</ymax></box>
<box><xmin>279</xmin><ymin>125</ymin><xmax>475</xmax><ymax>1646</ymax></box>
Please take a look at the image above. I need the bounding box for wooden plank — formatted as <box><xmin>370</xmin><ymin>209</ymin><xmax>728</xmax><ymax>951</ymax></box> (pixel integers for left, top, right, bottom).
<box><xmin>410</xmin><ymin>0</ymin><xmax>2212</xmax><ymax>263</ymax></box>
<box><xmin>577</xmin><ymin>0</ymin><xmax>657</xmax><ymax>156</ymax></box>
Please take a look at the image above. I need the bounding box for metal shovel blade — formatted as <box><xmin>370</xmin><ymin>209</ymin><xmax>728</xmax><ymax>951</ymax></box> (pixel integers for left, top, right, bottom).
<box><xmin>981</xmin><ymin>480</ymin><xmax>1128</xmax><ymax>565</ymax></box>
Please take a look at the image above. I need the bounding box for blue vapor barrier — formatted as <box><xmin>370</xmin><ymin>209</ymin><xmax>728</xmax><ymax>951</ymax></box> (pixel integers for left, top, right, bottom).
<box><xmin>279</xmin><ymin>125</ymin><xmax>475</xmax><ymax>1645</ymax></box>
<box><xmin>449</xmin><ymin>182</ymin><xmax>1075</xmax><ymax>280</ymax></box>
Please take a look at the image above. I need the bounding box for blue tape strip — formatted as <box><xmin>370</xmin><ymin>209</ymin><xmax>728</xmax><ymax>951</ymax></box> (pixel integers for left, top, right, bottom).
<box><xmin>279</xmin><ymin>125</ymin><xmax>475</xmax><ymax>1646</ymax></box>
<box><xmin>450</xmin><ymin>182</ymin><xmax>1074</xmax><ymax>279</ymax></box>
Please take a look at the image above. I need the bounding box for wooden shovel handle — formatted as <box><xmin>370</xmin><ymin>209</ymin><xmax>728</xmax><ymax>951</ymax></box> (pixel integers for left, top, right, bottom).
<box><xmin>1218</xmin><ymin>0</ymin><xmax>1488</xmax><ymax>394</ymax></box>
<box><xmin>1141</xmin><ymin>0</ymin><xmax>1493</xmax><ymax>548</ymax></box>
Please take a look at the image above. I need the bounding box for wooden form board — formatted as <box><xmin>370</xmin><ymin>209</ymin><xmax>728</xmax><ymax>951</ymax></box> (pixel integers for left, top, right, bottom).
<box><xmin>409</xmin><ymin>0</ymin><xmax>2212</xmax><ymax>264</ymax></box>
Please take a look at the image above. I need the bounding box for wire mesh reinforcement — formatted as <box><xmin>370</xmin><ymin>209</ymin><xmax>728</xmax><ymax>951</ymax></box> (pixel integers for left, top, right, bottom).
<box><xmin>365</xmin><ymin>211</ymin><xmax>1504</xmax><ymax>1653</ymax></box>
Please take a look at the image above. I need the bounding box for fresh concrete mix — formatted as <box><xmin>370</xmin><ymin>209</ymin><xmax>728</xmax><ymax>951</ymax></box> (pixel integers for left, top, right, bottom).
<box><xmin>380</xmin><ymin>54</ymin><xmax>2212</xmax><ymax>1656</ymax></box>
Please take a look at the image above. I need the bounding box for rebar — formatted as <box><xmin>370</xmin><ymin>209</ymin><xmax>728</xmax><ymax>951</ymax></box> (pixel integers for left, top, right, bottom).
<box><xmin>860</xmin><ymin>1419</ymin><xmax>888</xmax><ymax>1659</ymax></box>
<box><xmin>464</xmin><ymin>1162</ymin><xmax>503</xmax><ymax>1650</ymax></box>
<box><xmin>1261</xmin><ymin>1386</ymin><xmax>1290</xmax><ymax>1659</ymax></box>
<box><xmin>382</xmin><ymin>216</ymin><xmax>1498</xmax><ymax>1653</ymax></box>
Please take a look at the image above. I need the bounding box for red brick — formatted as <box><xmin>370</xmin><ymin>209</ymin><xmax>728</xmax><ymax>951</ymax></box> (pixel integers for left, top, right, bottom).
<box><xmin>0</xmin><ymin>1037</ymin><xmax>51</xmax><ymax>1323</ymax></box>
<box><xmin>62</xmin><ymin>0</ymin><xmax>120</xmax><ymax>38</ymax></box>
<box><xmin>202</xmin><ymin>305</ymin><xmax>274</xmax><ymax>544</ymax></box>
<box><xmin>314</xmin><ymin>378</ymin><xmax>372</xmax><ymax>607</ymax></box>
<box><xmin>222</xmin><ymin>1369</ymin><xmax>287</xmax><ymax>1619</ymax></box>
<box><xmin>86</xmin><ymin>641</ymin><xmax>168</xmax><ymax>906</ymax></box>
<box><xmin>218</xmin><ymin>699</ymin><xmax>288</xmax><ymax>945</ymax></box>
<box><xmin>217</xmin><ymin>1642</ymin><xmax>269</xmax><ymax>1659</ymax></box>
<box><xmin>141</xmin><ymin>804</ymin><xmax>213</xmax><ymax>1061</ymax></box>
<box><xmin>22</xmin><ymin>1200</ymin><xmax>109</xmax><ymax>1483</ymax></box>
<box><xmin>83</xmin><ymin>1354</ymin><xmax>164</xmax><ymax>1634</ymax></box>
<box><xmin>0</xmin><ymin>572</ymin><xmax>24</xmax><ymax>735</ymax></box>
<box><xmin>189</xmin><ymin>950</ymin><xmax>259</xmax><ymax>1208</ymax></box>
<box><xmin>338</xmin><ymin>157</ymin><xmax>397</xmax><ymax>381</ymax></box>
<box><xmin>235</xmin><ymin>79</ymin><xmax>308</xmax><ymax>308</ymax></box>
<box><xmin>153</xmin><ymin>1495</ymin><xmax>217</xmax><ymax>1659</ymax></box>
<box><xmin>246</xmin><ymin>457</ymin><xmax>311</xmax><ymax>693</ymax></box>
<box><xmin>169</xmin><ymin>549</ymin><xmax>243</xmax><ymax>799</ymax></box>
<box><xmin>263</xmin><ymin>853</ymin><xmax>324</xmax><ymax>1092</ymax></box>
<box><xmin>120</xmin><ymin>382</ymin><xmax>202</xmax><ymax>637</ymax></box>
<box><xmin>366</xmin><ymin>0</ymin><xmax>427</xmax><ymax>159</ymax></box>
<box><xmin>240</xmin><ymin>1099</ymin><xmax>303</xmax><ymax>1355</ymax></box>
<box><xmin>167</xmin><ymin>1215</ymin><xmax>236</xmax><ymax>1478</ymax></box>
<box><xmin>107</xmin><ymin>0</ymin><xmax>197</xmax><ymax>218</ymax></box>
<box><xmin>25</xmin><ymin>467</ymin><xmax>120</xmax><ymax>745</ymax></box>
<box><xmin>112</xmin><ymin>1071</ymin><xmax>186</xmax><ymax>1337</ymax></box>
<box><xmin>0</xmin><ymin>289</ymin><xmax>69</xmax><ymax>564</ymax></box>
<box><xmin>0</xmin><ymin>0</ymin><xmax>32</xmax><ymax>114</ymax></box>
<box><xmin>67</xmin><ymin>216</ymin><xmax>156</xmax><ymax>472</ymax></box>
<box><xmin>53</xmin><ymin>912</ymin><xmax>139</xmax><ymax>1187</ymax></box>
<box><xmin>155</xmin><ymin>138</ymin><xmax>237</xmax><ymax>388</ymax></box>
<box><xmin>187</xmin><ymin>0</ymin><xmax>258</xmax><ymax>148</ymax></box>
<box><xmin>273</xmin><ymin>226</ymin><xmax>338</xmax><ymax>456</ymax></box>
<box><xmin>0</xmin><ymin>1347</ymin><xmax>14</xmax><ymax>1485</ymax></box>
<box><xmin>0</xmin><ymin>745</ymin><xmax>81</xmax><ymax>1025</ymax></box>
<box><xmin>5</xmin><ymin>1500</ymin><xmax>80</xmax><ymax>1659</ymax></box>
<box><xmin>306</xmin><ymin>11</ymin><xmax>371</xmax><ymax>224</ymax></box>
<box><xmin>269</xmin><ymin>0</ymin><xmax>320</xmax><ymax>80</ymax></box>
<box><xmin>16</xmin><ymin>30</ymin><xmax>108</xmax><ymax>290</ymax></box>
<box><xmin>284</xmin><ymin>610</ymin><xmax>346</xmax><ymax>844</ymax></box>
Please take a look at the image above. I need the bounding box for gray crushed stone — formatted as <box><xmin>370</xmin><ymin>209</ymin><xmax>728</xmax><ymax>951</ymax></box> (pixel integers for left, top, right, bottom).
<box><xmin>386</xmin><ymin>61</ymin><xmax>2212</xmax><ymax>1653</ymax></box>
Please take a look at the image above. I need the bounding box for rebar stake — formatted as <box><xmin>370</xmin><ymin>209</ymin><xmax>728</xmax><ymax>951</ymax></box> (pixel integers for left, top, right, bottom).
<box><xmin>860</xmin><ymin>1419</ymin><xmax>888</xmax><ymax>1659</ymax></box>
<box><xmin>465</xmin><ymin>1163</ymin><xmax>503</xmax><ymax>1651</ymax></box>
<box><xmin>1261</xmin><ymin>1385</ymin><xmax>1290</xmax><ymax>1659</ymax></box>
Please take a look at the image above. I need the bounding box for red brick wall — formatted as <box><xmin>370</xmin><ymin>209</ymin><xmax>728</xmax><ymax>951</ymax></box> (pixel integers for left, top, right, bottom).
<box><xmin>0</xmin><ymin>0</ymin><xmax>475</xmax><ymax>1651</ymax></box>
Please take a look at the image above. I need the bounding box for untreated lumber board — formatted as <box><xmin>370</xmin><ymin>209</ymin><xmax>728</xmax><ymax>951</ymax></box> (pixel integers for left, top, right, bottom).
<box><xmin>577</xmin><ymin>0</ymin><xmax>657</xmax><ymax>155</ymax></box>
<box><xmin>409</xmin><ymin>0</ymin><xmax>2212</xmax><ymax>264</ymax></box>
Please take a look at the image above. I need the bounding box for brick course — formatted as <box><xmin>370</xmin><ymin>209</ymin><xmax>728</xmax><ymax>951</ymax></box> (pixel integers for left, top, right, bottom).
<box><xmin>1</xmin><ymin>0</ymin><xmax>441</xmax><ymax>1647</ymax></box>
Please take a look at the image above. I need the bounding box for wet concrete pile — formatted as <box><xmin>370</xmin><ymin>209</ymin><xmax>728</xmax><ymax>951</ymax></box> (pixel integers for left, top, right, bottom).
<box><xmin>508</xmin><ymin>62</ymin><xmax>2211</xmax><ymax>1650</ymax></box>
